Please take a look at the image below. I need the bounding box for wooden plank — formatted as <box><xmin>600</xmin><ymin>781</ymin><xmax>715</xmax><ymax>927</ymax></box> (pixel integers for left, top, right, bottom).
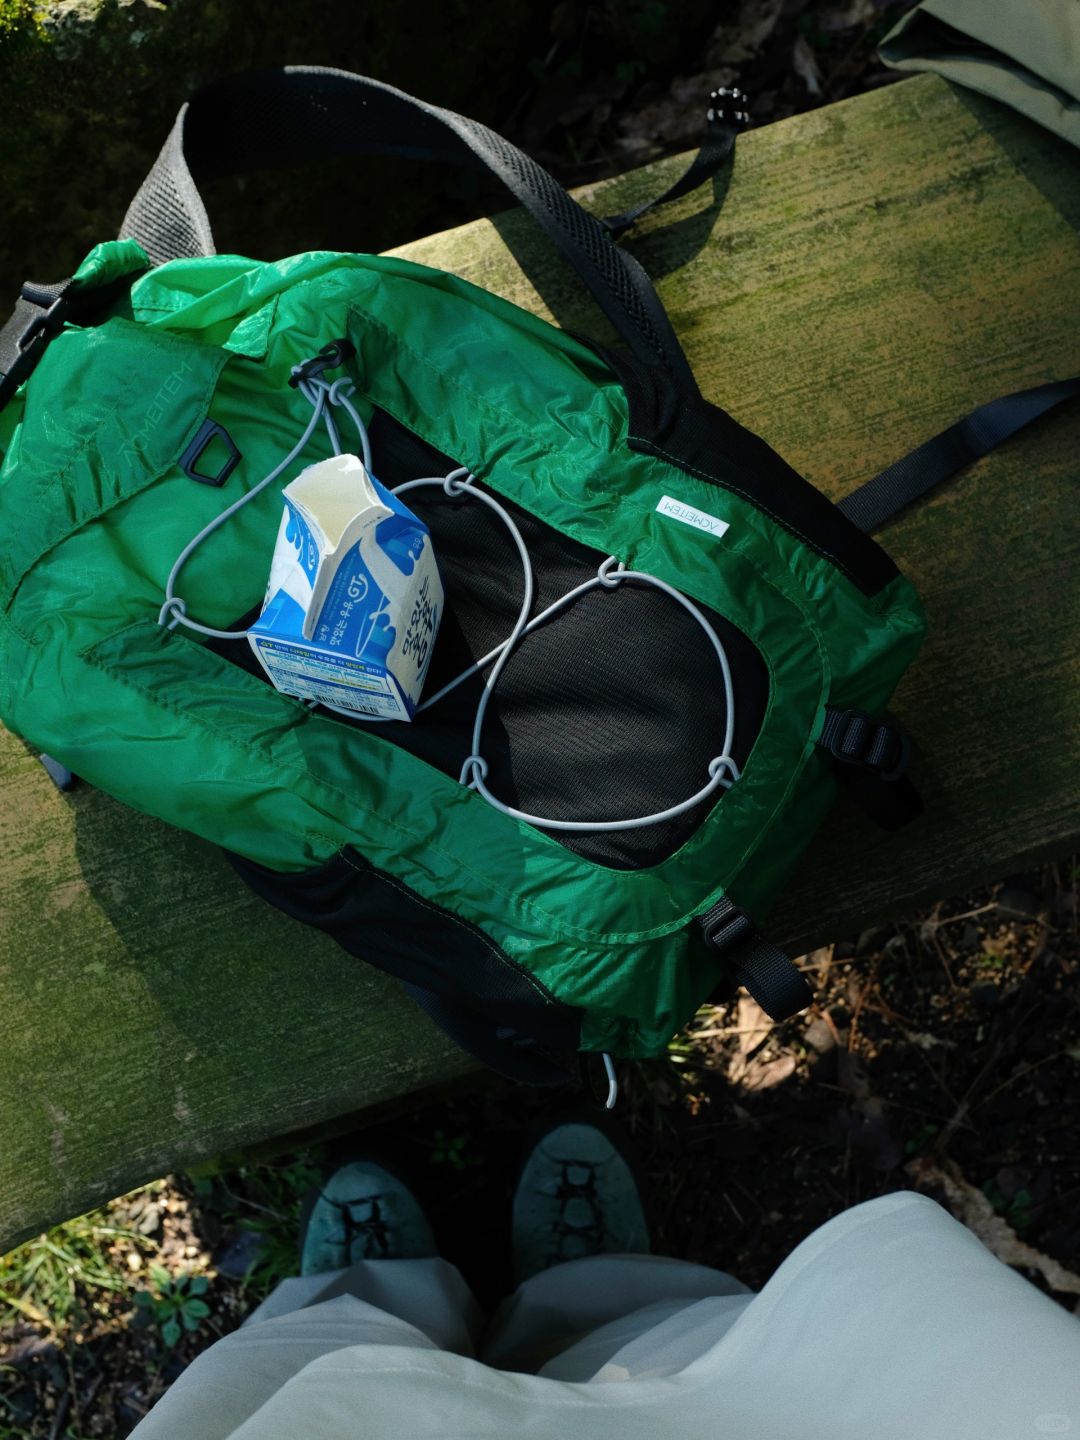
<box><xmin>3</xmin><ymin>75</ymin><xmax>1078</xmax><ymax>1254</ymax></box>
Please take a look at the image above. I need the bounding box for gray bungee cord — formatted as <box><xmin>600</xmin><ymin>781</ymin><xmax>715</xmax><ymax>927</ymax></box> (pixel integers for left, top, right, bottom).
<box><xmin>158</xmin><ymin>354</ymin><xmax>741</xmax><ymax>836</ymax></box>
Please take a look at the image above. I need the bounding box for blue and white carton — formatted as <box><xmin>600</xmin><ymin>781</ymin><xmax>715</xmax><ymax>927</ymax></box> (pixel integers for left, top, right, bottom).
<box><xmin>248</xmin><ymin>454</ymin><xmax>442</xmax><ymax>720</ymax></box>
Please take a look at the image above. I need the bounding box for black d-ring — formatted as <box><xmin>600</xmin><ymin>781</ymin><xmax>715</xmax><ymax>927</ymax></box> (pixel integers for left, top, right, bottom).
<box><xmin>179</xmin><ymin>418</ymin><xmax>241</xmax><ymax>487</ymax></box>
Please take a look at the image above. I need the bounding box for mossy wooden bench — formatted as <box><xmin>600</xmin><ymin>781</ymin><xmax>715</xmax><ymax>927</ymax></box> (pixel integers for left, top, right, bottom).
<box><xmin>3</xmin><ymin>74</ymin><xmax>1078</xmax><ymax>1257</ymax></box>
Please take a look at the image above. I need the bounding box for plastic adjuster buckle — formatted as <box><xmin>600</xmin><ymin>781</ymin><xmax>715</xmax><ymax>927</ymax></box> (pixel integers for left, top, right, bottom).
<box><xmin>288</xmin><ymin>337</ymin><xmax>357</xmax><ymax>388</ymax></box>
<box><xmin>0</xmin><ymin>290</ymin><xmax>72</xmax><ymax>407</ymax></box>
<box><xmin>822</xmin><ymin>709</ymin><xmax>910</xmax><ymax>783</ymax></box>
<box><xmin>701</xmin><ymin>902</ymin><xmax>755</xmax><ymax>956</ymax></box>
<box><xmin>708</xmin><ymin>86</ymin><xmax>750</xmax><ymax>131</ymax></box>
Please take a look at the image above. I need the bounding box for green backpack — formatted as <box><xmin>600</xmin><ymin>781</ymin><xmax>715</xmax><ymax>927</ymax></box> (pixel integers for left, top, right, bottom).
<box><xmin>1</xmin><ymin>70</ymin><xmax>1074</xmax><ymax>1091</ymax></box>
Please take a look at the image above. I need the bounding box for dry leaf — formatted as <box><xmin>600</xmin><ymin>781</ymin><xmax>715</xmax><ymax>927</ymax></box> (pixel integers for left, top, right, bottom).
<box><xmin>792</xmin><ymin>34</ymin><xmax>823</xmax><ymax>97</ymax></box>
<box><xmin>727</xmin><ymin>996</ymin><xmax>795</xmax><ymax>1090</ymax></box>
<box><xmin>707</xmin><ymin>0</ymin><xmax>785</xmax><ymax>66</ymax></box>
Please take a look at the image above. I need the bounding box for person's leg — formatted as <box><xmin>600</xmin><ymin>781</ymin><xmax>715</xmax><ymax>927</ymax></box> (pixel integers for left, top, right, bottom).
<box><xmin>481</xmin><ymin>1116</ymin><xmax>750</xmax><ymax>1372</ymax></box>
<box><xmin>129</xmin><ymin>1157</ymin><xmax>482</xmax><ymax>1440</ymax></box>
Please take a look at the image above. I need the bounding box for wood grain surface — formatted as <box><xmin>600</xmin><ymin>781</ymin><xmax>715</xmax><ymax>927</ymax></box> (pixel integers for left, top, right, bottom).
<box><xmin>2</xmin><ymin>75</ymin><xmax>1077</xmax><ymax>1254</ymax></box>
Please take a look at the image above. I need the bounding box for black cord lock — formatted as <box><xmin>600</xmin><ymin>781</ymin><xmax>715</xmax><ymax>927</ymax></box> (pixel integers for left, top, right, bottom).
<box><xmin>288</xmin><ymin>337</ymin><xmax>357</xmax><ymax>388</ymax></box>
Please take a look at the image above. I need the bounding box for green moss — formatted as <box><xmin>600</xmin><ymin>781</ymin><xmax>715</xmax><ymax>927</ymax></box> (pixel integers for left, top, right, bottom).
<box><xmin>0</xmin><ymin>0</ymin><xmax>48</xmax><ymax>60</ymax></box>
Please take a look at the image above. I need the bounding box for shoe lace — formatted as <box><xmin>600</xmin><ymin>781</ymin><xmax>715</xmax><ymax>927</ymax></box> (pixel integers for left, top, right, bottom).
<box><xmin>325</xmin><ymin>1190</ymin><xmax>393</xmax><ymax>1262</ymax></box>
<box><xmin>547</xmin><ymin>1161</ymin><xmax>604</xmax><ymax>1267</ymax></box>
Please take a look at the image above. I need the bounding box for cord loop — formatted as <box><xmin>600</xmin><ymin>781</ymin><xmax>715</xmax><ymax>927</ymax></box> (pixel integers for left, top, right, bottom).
<box><xmin>597</xmin><ymin>555</ymin><xmax>626</xmax><ymax>588</ymax></box>
<box><xmin>459</xmin><ymin>754</ymin><xmax>490</xmax><ymax>786</ymax></box>
<box><xmin>443</xmin><ymin>467</ymin><xmax>475</xmax><ymax>497</ymax></box>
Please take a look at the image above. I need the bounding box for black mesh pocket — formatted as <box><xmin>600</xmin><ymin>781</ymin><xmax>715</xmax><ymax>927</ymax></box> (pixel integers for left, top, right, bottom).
<box><xmin>215</xmin><ymin>409</ymin><xmax>769</xmax><ymax>870</ymax></box>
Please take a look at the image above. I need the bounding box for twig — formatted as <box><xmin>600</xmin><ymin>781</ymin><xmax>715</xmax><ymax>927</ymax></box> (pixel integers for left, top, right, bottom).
<box><xmin>796</xmin><ymin>954</ymin><xmax>863</xmax><ymax>973</ymax></box>
<box><xmin>970</xmin><ymin>1051</ymin><xmax>1071</xmax><ymax>1113</ymax></box>
<box><xmin>687</xmin><ymin>1025</ymin><xmax>774</xmax><ymax>1040</ymax></box>
<box><xmin>848</xmin><ymin>972</ymin><xmax>874</xmax><ymax>1052</ymax></box>
<box><xmin>217</xmin><ymin>1181</ymin><xmax>287</xmax><ymax>1221</ymax></box>
<box><xmin>934</xmin><ymin>903</ymin><xmax>998</xmax><ymax>927</ymax></box>
<box><xmin>47</xmin><ymin>1391</ymin><xmax>71</xmax><ymax>1440</ymax></box>
<box><xmin>63</xmin><ymin>1344</ymin><xmax>80</xmax><ymax>1435</ymax></box>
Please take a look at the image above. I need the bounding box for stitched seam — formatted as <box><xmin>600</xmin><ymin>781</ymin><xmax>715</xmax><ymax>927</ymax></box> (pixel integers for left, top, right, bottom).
<box><xmin>339</xmin><ymin>848</ymin><xmax>557</xmax><ymax>1009</ymax></box>
<box><xmin>629</xmin><ymin>432</ymin><xmax>860</xmax><ymax>586</ymax></box>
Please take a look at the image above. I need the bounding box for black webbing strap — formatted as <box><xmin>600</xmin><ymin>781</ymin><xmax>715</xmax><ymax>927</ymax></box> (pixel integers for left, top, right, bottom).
<box><xmin>839</xmin><ymin>375</ymin><xmax>1080</xmax><ymax>533</ymax></box>
<box><xmin>120</xmin><ymin>66</ymin><xmax>717</xmax><ymax>392</ymax></box>
<box><xmin>818</xmin><ymin>706</ymin><xmax>922</xmax><ymax>831</ymax></box>
<box><xmin>598</xmin><ymin>85</ymin><xmax>748</xmax><ymax>239</ymax></box>
<box><xmin>818</xmin><ymin>707</ymin><xmax>908</xmax><ymax>780</ymax></box>
<box><xmin>698</xmin><ymin>897</ymin><xmax>813</xmax><ymax>1021</ymax></box>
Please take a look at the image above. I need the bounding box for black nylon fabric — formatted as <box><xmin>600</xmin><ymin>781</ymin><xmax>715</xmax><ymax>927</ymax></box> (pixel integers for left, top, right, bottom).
<box><xmin>120</xmin><ymin>66</ymin><xmax>699</xmax><ymax>389</ymax></box>
<box><xmin>212</xmin><ymin>408</ymin><xmax>769</xmax><ymax>871</ymax></box>
<box><xmin>227</xmin><ymin>846</ymin><xmax>583</xmax><ymax>1074</ymax></box>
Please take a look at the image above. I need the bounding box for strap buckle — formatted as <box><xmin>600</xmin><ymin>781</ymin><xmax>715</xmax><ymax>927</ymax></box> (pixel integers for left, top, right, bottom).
<box><xmin>0</xmin><ymin>289</ymin><xmax>72</xmax><ymax>407</ymax></box>
<box><xmin>700</xmin><ymin>898</ymin><xmax>754</xmax><ymax>955</ymax></box>
<box><xmin>17</xmin><ymin>290</ymin><xmax>71</xmax><ymax>354</ymax></box>
<box><xmin>821</xmin><ymin>709</ymin><xmax>910</xmax><ymax>783</ymax></box>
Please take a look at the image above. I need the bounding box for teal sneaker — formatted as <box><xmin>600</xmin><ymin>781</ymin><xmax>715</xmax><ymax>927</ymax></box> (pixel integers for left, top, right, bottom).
<box><xmin>299</xmin><ymin>1158</ymin><xmax>437</xmax><ymax>1275</ymax></box>
<box><xmin>511</xmin><ymin>1118</ymin><xmax>651</xmax><ymax>1284</ymax></box>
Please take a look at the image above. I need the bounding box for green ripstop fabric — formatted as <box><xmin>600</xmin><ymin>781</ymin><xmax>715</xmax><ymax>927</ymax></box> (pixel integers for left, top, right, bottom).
<box><xmin>880</xmin><ymin>0</ymin><xmax>1080</xmax><ymax>148</ymax></box>
<box><xmin>0</xmin><ymin>240</ymin><xmax>926</xmax><ymax>1058</ymax></box>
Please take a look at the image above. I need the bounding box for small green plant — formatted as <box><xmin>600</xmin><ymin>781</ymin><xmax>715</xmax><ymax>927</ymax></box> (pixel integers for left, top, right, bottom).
<box><xmin>982</xmin><ymin>1180</ymin><xmax>1034</xmax><ymax>1236</ymax></box>
<box><xmin>430</xmin><ymin>1129</ymin><xmax>475</xmax><ymax>1171</ymax></box>
<box><xmin>904</xmin><ymin>1122</ymin><xmax>940</xmax><ymax>1157</ymax></box>
<box><xmin>206</xmin><ymin>1152</ymin><xmax>325</xmax><ymax>1298</ymax></box>
<box><xmin>134</xmin><ymin>1267</ymin><xmax>210</xmax><ymax>1349</ymax></box>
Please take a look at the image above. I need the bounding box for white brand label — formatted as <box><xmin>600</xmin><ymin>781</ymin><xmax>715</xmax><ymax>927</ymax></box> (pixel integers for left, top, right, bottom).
<box><xmin>656</xmin><ymin>494</ymin><xmax>730</xmax><ymax>539</ymax></box>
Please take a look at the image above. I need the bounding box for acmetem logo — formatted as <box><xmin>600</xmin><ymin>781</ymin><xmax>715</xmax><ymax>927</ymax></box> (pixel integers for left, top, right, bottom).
<box><xmin>120</xmin><ymin>354</ymin><xmax>197</xmax><ymax>464</ymax></box>
<box><xmin>655</xmin><ymin>494</ymin><xmax>730</xmax><ymax>539</ymax></box>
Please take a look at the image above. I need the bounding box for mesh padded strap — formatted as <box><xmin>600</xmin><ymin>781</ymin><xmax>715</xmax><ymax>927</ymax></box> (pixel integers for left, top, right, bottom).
<box><xmin>839</xmin><ymin>375</ymin><xmax>1080</xmax><ymax>533</ymax></box>
<box><xmin>121</xmin><ymin>66</ymin><xmax>700</xmax><ymax>389</ymax></box>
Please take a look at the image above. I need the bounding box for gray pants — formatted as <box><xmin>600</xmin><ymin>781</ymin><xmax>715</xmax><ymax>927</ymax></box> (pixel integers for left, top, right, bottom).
<box><xmin>130</xmin><ymin>1195</ymin><xmax>1080</xmax><ymax>1440</ymax></box>
<box><xmin>246</xmin><ymin>1249</ymin><xmax>752</xmax><ymax>1374</ymax></box>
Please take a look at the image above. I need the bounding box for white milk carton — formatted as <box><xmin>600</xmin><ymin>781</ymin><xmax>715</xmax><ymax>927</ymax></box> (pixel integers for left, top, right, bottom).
<box><xmin>248</xmin><ymin>454</ymin><xmax>442</xmax><ymax>720</ymax></box>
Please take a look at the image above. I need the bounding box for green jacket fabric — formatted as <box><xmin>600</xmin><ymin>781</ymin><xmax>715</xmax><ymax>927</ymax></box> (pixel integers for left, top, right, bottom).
<box><xmin>881</xmin><ymin>0</ymin><xmax>1080</xmax><ymax>147</ymax></box>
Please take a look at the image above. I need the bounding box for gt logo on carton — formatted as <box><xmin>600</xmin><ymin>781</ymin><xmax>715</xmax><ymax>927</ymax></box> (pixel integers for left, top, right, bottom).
<box><xmin>656</xmin><ymin>494</ymin><xmax>730</xmax><ymax>539</ymax></box>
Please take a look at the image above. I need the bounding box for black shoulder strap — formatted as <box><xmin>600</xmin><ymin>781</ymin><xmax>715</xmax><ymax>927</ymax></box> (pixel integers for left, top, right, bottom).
<box><xmin>120</xmin><ymin>67</ymin><xmax>729</xmax><ymax>394</ymax></box>
<box><xmin>598</xmin><ymin>85</ymin><xmax>748</xmax><ymax>239</ymax></box>
<box><xmin>839</xmin><ymin>375</ymin><xmax>1080</xmax><ymax>533</ymax></box>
